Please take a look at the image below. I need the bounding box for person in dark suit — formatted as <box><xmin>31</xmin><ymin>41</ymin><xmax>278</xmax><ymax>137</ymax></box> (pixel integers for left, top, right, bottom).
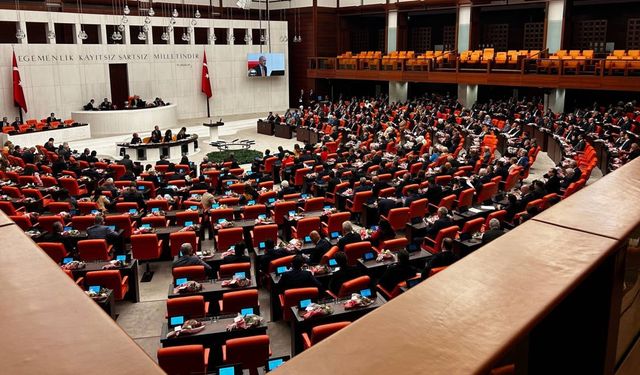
<box><xmin>482</xmin><ymin>219</ymin><xmax>505</xmax><ymax>245</ymax></box>
<box><xmin>277</xmin><ymin>180</ymin><xmax>297</xmax><ymax>199</ymax></box>
<box><xmin>259</xmin><ymin>240</ymin><xmax>289</xmax><ymax>273</ymax></box>
<box><xmin>99</xmin><ymin>98</ymin><xmax>112</xmax><ymax>110</ymax></box>
<box><xmin>277</xmin><ymin>255</ymin><xmax>322</xmax><ymax>292</ymax></box>
<box><xmin>222</xmin><ymin>243</ymin><xmax>251</xmax><ymax>264</ymax></box>
<box><xmin>378</xmin><ymin>249</ymin><xmax>418</xmax><ymax>291</ymax></box>
<box><xmin>86</xmin><ymin>215</ymin><xmax>120</xmax><ymax>250</ymax></box>
<box><xmin>156</xmin><ymin>155</ymin><xmax>171</xmax><ymax>166</ymax></box>
<box><xmin>46</xmin><ymin>112</ymin><xmax>59</xmax><ymax>124</ymax></box>
<box><xmin>337</xmin><ymin>221</ymin><xmax>362</xmax><ymax>251</ymax></box>
<box><xmin>250</xmin><ymin>55</ymin><xmax>268</xmax><ymax>76</ymax></box>
<box><xmin>173</xmin><ymin>243</ymin><xmax>213</xmax><ymax>277</ymax></box>
<box><xmin>421</xmin><ymin>238</ymin><xmax>458</xmax><ymax>279</ymax></box>
<box><xmin>378</xmin><ymin>197</ymin><xmax>399</xmax><ymax>217</ymax></box>
<box><xmin>130</xmin><ymin>133</ymin><xmax>142</xmax><ymax>144</ymax></box>
<box><xmin>122</xmin><ymin>184</ymin><xmax>147</xmax><ymax>209</ymax></box>
<box><xmin>426</xmin><ymin>207</ymin><xmax>455</xmax><ymax>238</ymax></box>
<box><xmin>118</xmin><ymin>154</ymin><xmax>134</xmax><ymax>171</ymax></box>
<box><xmin>84</xmin><ymin>99</ymin><xmax>95</xmax><ymax>110</ymax></box>
<box><xmin>150</xmin><ymin>126</ymin><xmax>162</xmax><ymax>143</ymax></box>
<box><xmin>354</xmin><ymin>177</ymin><xmax>372</xmax><ymax>193</ymax></box>
<box><xmin>304</xmin><ymin>231</ymin><xmax>332</xmax><ymax>264</ymax></box>
<box><xmin>543</xmin><ymin>168</ymin><xmax>561</xmax><ymax>195</ymax></box>
<box><xmin>42</xmin><ymin>221</ymin><xmax>74</xmax><ymax>253</ymax></box>
<box><xmin>327</xmin><ymin>251</ymin><xmax>362</xmax><ymax>295</ymax></box>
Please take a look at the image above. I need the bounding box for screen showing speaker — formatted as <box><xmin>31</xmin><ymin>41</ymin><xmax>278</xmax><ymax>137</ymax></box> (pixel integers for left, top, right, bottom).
<box><xmin>247</xmin><ymin>53</ymin><xmax>285</xmax><ymax>77</ymax></box>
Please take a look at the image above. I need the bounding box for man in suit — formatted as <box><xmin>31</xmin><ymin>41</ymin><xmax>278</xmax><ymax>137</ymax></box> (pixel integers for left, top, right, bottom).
<box><xmin>156</xmin><ymin>154</ymin><xmax>170</xmax><ymax>166</ymax></box>
<box><xmin>0</xmin><ymin>117</ymin><xmax>9</xmax><ymax>127</ymax></box>
<box><xmin>421</xmin><ymin>238</ymin><xmax>458</xmax><ymax>279</ymax></box>
<box><xmin>173</xmin><ymin>243</ymin><xmax>213</xmax><ymax>277</ymax></box>
<box><xmin>86</xmin><ymin>215</ymin><xmax>120</xmax><ymax>251</ymax></box>
<box><xmin>482</xmin><ymin>219</ymin><xmax>505</xmax><ymax>245</ymax></box>
<box><xmin>150</xmin><ymin>126</ymin><xmax>162</xmax><ymax>143</ymax></box>
<box><xmin>99</xmin><ymin>98</ymin><xmax>112</xmax><ymax>110</ymax></box>
<box><xmin>543</xmin><ymin>168</ymin><xmax>561</xmax><ymax>195</ymax></box>
<box><xmin>277</xmin><ymin>255</ymin><xmax>322</xmax><ymax>292</ymax></box>
<box><xmin>42</xmin><ymin>221</ymin><xmax>73</xmax><ymax>252</ymax></box>
<box><xmin>327</xmin><ymin>251</ymin><xmax>362</xmax><ymax>295</ymax></box>
<box><xmin>304</xmin><ymin>231</ymin><xmax>332</xmax><ymax>264</ymax></box>
<box><xmin>259</xmin><ymin>240</ymin><xmax>289</xmax><ymax>273</ymax></box>
<box><xmin>118</xmin><ymin>154</ymin><xmax>134</xmax><ymax>171</ymax></box>
<box><xmin>46</xmin><ymin>113</ymin><xmax>59</xmax><ymax>124</ymax></box>
<box><xmin>337</xmin><ymin>221</ymin><xmax>362</xmax><ymax>251</ymax></box>
<box><xmin>122</xmin><ymin>184</ymin><xmax>147</xmax><ymax>209</ymax></box>
<box><xmin>222</xmin><ymin>242</ymin><xmax>251</xmax><ymax>264</ymax></box>
<box><xmin>84</xmin><ymin>99</ymin><xmax>96</xmax><ymax>110</ymax></box>
<box><xmin>426</xmin><ymin>207</ymin><xmax>455</xmax><ymax>238</ymax></box>
<box><xmin>378</xmin><ymin>249</ymin><xmax>418</xmax><ymax>291</ymax></box>
<box><xmin>354</xmin><ymin>177</ymin><xmax>371</xmax><ymax>193</ymax></box>
<box><xmin>10</xmin><ymin>117</ymin><xmax>21</xmax><ymax>130</ymax></box>
<box><xmin>251</xmin><ymin>55</ymin><xmax>268</xmax><ymax>76</ymax></box>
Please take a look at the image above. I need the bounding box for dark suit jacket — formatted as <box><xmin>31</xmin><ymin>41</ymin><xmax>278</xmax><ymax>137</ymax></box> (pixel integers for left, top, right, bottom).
<box><xmin>303</xmin><ymin>238</ymin><xmax>332</xmax><ymax>264</ymax></box>
<box><xmin>260</xmin><ymin>248</ymin><xmax>289</xmax><ymax>273</ymax></box>
<box><xmin>337</xmin><ymin>232</ymin><xmax>362</xmax><ymax>251</ymax></box>
<box><xmin>173</xmin><ymin>255</ymin><xmax>213</xmax><ymax>276</ymax></box>
<box><xmin>328</xmin><ymin>265</ymin><xmax>362</xmax><ymax>295</ymax></box>
<box><xmin>222</xmin><ymin>254</ymin><xmax>251</xmax><ymax>264</ymax></box>
<box><xmin>277</xmin><ymin>269</ymin><xmax>322</xmax><ymax>292</ymax></box>
<box><xmin>379</xmin><ymin>264</ymin><xmax>418</xmax><ymax>291</ymax></box>
<box><xmin>427</xmin><ymin>217</ymin><xmax>455</xmax><ymax>238</ymax></box>
<box><xmin>86</xmin><ymin>225</ymin><xmax>119</xmax><ymax>244</ymax></box>
<box><xmin>253</xmin><ymin>64</ymin><xmax>268</xmax><ymax>76</ymax></box>
<box><xmin>482</xmin><ymin>229</ymin><xmax>504</xmax><ymax>244</ymax></box>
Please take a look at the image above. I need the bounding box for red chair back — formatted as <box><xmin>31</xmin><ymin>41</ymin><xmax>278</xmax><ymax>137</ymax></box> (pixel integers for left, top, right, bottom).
<box><xmin>130</xmin><ymin>233</ymin><xmax>162</xmax><ymax>261</ymax></box>
<box><xmin>37</xmin><ymin>216</ymin><xmax>64</xmax><ymax>232</ymax></box>
<box><xmin>105</xmin><ymin>214</ymin><xmax>134</xmax><ymax>239</ymax></box>
<box><xmin>323</xmin><ymin>212</ymin><xmax>351</xmax><ymax>236</ymax></box>
<box><xmin>175</xmin><ymin>211</ymin><xmax>200</xmax><ymax>226</ymax></box>
<box><xmin>281</xmin><ymin>287</ymin><xmax>318</xmax><ymax>321</ymax></box>
<box><xmin>252</xmin><ymin>224</ymin><xmax>278</xmax><ymax>244</ymax></box>
<box><xmin>457</xmin><ymin>188</ymin><xmax>475</xmax><ymax>209</ymax></box>
<box><xmin>173</xmin><ymin>266</ymin><xmax>207</xmax><ymax>281</ymax></box>
<box><xmin>303</xmin><ymin>197</ymin><xmax>325</xmax><ymax>212</ymax></box>
<box><xmin>141</xmin><ymin>215</ymin><xmax>168</xmax><ymax>228</ymax></box>
<box><xmin>10</xmin><ymin>215</ymin><xmax>32</xmax><ymax>230</ymax></box>
<box><xmin>158</xmin><ymin>345</ymin><xmax>207</xmax><ymax>375</ymax></box>
<box><xmin>85</xmin><ymin>270</ymin><xmax>128</xmax><ymax>300</ymax></box>
<box><xmin>349</xmin><ymin>191</ymin><xmax>373</xmax><ymax>213</ymax></box>
<box><xmin>218</xmin><ymin>262</ymin><xmax>251</xmax><ymax>279</ymax></box>
<box><xmin>39</xmin><ymin>242</ymin><xmax>68</xmax><ymax>263</ymax></box>
<box><xmin>146</xmin><ymin>199</ymin><xmax>170</xmax><ymax>211</ymax></box>
<box><xmin>220</xmin><ymin>289</ymin><xmax>259</xmax><ymax>314</ymax></box>
<box><xmin>223</xmin><ymin>335</ymin><xmax>271</xmax><ymax>373</ymax></box>
<box><xmin>293</xmin><ymin>217</ymin><xmax>321</xmax><ymax>239</ymax></box>
<box><xmin>344</xmin><ymin>241</ymin><xmax>372</xmax><ymax>266</ymax></box>
<box><xmin>409</xmin><ymin>198</ymin><xmax>428</xmax><ymax>219</ymax></box>
<box><xmin>216</xmin><ymin>227</ymin><xmax>244</xmax><ymax>252</ymax></box>
<box><xmin>384</xmin><ymin>207</ymin><xmax>410</xmax><ymax>231</ymax></box>
<box><xmin>242</xmin><ymin>204</ymin><xmax>267</xmax><ymax>219</ymax></box>
<box><xmin>77</xmin><ymin>239</ymin><xmax>111</xmax><ymax>261</ymax></box>
<box><xmin>438</xmin><ymin>194</ymin><xmax>456</xmax><ymax>209</ymax></box>
<box><xmin>166</xmin><ymin>296</ymin><xmax>208</xmax><ymax>319</ymax></box>
<box><xmin>338</xmin><ymin>275</ymin><xmax>371</xmax><ymax>298</ymax></box>
<box><xmin>272</xmin><ymin>201</ymin><xmax>297</xmax><ymax>225</ymax></box>
<box><xmin>460</xmin><ymin>217</ymin><xmax>484</xmax><ymax>235</ymax></box>
<box><xmin>310</xmin><ymin>321</ymin><xmax>350</xmax><ymax>345</ymax></box>
<box><xmin>170</xmin><ymin>231</ymin><xmax>199</xmax><ymax>257</ymax></box>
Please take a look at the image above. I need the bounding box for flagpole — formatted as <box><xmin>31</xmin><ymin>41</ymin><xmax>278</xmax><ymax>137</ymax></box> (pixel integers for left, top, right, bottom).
<box><xmin>12</xmin><ymin>45</ymin><xmax>25</xmax><ymax>125</ymax></box>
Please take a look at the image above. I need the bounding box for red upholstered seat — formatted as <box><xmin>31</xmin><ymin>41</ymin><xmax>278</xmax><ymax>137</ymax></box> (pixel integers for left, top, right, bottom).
<box><xmin>222</xmin><ymin>335</ymin><xmax>271</xmax><ymax>375</ymax></box>
<box><xmin>77</xmin><ymin>239</ymin><xmax>113</xmax><ymax>261</ymax></box>
<box><xmin>173</xmin><ymin>266</ymin><xmax>207</xmax><ymax>281</ymax></box>
<box><xmin>166</xmin><ymin>296</ymin><xmax>209</xmax><ymax>319</ymax></box>
<box><xmin>85</xmin><ymin>270</ymin><xmax>129</xmax><ymax>300</ymax></box>
<box><xmin>158</xmin><ymin>344</ymin><xmax>209</xmax><ymax>375</ymax></box>
<box><xmin>219</xmin><ymin>289</ymin><xmax>260</xmax><ymax>315</ymax></box>
<box><xmin>302</xmin><ymin>321</ymin><xmax>350</xmax><ymax>350</ymax></box>
<box><xmin>279</xmin><ymin>287</ymin><xmax>319</xmax><ymax>321</ymax></box>
<box><xmin>39</xmin><ymin>242</ymin><xmax>69</xmax><ymax>264</ymax></box>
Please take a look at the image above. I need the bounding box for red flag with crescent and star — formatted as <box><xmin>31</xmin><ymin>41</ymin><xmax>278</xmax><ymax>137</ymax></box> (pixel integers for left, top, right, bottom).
<box><xmin>13</xmin><ymin>51</ymin><xmax>28</xmax><ymax>113</ymax></box>
<box><xmin>201</xmin><ymin>51</ymin><xmax>212</xmax><ymax>99</ymax></box>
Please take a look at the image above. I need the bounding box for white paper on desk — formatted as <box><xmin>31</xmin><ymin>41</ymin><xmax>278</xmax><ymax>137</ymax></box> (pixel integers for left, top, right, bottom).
<box><xmin>468</xmin><ymin>208</ymin><xmax>482</xmax><ymax>213</ymax></box>
<box><xmin>480</xmin><ymin>205</ymin><xmax>495</xmax><ymax>211</ymax></box>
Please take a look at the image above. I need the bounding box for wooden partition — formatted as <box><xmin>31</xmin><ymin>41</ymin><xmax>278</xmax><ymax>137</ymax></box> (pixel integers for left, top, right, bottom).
<box><xmin>274</xmin><ymin>158</ymin><xmax>640</xmax><ymax>374</ymax></box>
<box><xmin>0</xmin><ymin>211</ymin><xmax>164</xmax><ymax>374</ymax></box>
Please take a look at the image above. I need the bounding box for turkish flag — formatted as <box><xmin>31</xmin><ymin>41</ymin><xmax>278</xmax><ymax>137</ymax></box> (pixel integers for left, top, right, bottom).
<box><xmin>201</xmin><ymin>51</ymin><xmax>212</xmax><ymax>99</ymax></box>
<box><xmin>12</xmin><ymin>51</ymin><xmax>28</xmax><ymax>113</ymax></box>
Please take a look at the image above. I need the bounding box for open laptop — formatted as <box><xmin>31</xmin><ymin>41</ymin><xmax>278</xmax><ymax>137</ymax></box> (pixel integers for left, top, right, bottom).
<box><xmin>265</xmin><ymin>356</ymin><xmax>290</xmax><ymax>372</ymax></box>
<box><xmin>216</xmin><ymin>364</ymin><xmax>243</xmax><ymax>375</ymax></box>
<box><xmin>240</xmin><ymin>307</ymin><xmax>255</xmax><ymax>316</ymax></box>
<box><xmin>88</xmin><ymin>285</ymin><xmax>101</xmax><ymax>293</ymax></box>
<box><xmin>175</xmin><ymin>277</ymin><xmax>188</xmax><ymax>286</ymax></box>
<box><xmin>168</xmin><ymin>315</ymin><xmax>184</xmax><ymax>328</ymax></box>
<box><xmin>360</xmin><ymin>288</ymin><xmax>375</xmax><ymax>298</ymax></box>
<box><xmin>276</xmin><ymin>266</ymin><xmax>288</xmax><ymax>275</ymax></box>
<box><xmin>330</xmin><ymin>231</ymin><xmax>340</xmax><ymax>239</ymax></box>
<box><xmin>362</xmin><ymin>251</ymin><xmax>376</xmax><ymax>261</ymax></box>
<box><xmin>298</xmin><ymin>298</ymin><xmax>313</xmax><ymax>309</ymax></box>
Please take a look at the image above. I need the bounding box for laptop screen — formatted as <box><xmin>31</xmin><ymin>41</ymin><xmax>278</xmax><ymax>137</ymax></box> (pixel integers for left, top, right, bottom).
<box><xmin>328</xmin><ymin>258</ymin><xmax>337</xmax><ymax>267</ymax></box>
<box><xmin>259</xmin><ymin>241</ymin><xmax>266</xmax><ymax>249</ymax></box>
<box><xmin>406</xmin><ymin>278</ymin><xmax>421</xmax><ymax>289</ymax></box>
<box><xmin>240</xmin><ymin>307</ymin><xmax>254</xmax><ymax>316</ymax></box>
<box><xmin>129</xmin><ymin>208</ymin><xmax>137</xmax><ymax>214</ymax></box>
<box><xmin>298</xmin><ymin>299</ymin><xmax>312</xmax><ymax>309</ymax></box>
<box><xmin>324</xmin><ymin>205</ymin><xmax>332</xmax><ymax>210</ymax></box>
<box><xmin>267</xmin><ymin>357</ymin><xmax>288</xmax><ymax>371</ymax></box>
<box><xmin>184</xmin><ymin>221</ymin><xmax>193</xmax><ymax>227</ymax></box>
<box><xmin>175</xmin><ymin>277</ymin><xmax>188</xmax><ymax>286</ymax></box>
<box><xmin>226</xmin><ymin>181</ymin><xmax>233</xmax><ymax>186</ymax></box>
<box><xmin>212</xmin><ymin>203</ymin><xmax>220</xmax><ymax>209</ymax></box>
<box><xmin>137</xmin><ymin>186</ymin><xmax>145</xmax><ymax>190</ymax></box>
<box><xmin>108</xmin><ymin>225</ymin><xmax>116</xmax><ymax>231</ymax></box>
<box><xmin>301</xmin><ymin>194</ymin><xmax>309</xmax><ymax>199</ymax></box>
<box><xmin>258</xmin><ymin>214</ymin><xmax>267</xmax><ymax>220</ymax></box>
<box><xmin>268</xmin><ymin>198</ymin><xmax>276</xmax><ymax>203</ymax></box>
<box><xmin>276</xmin><ymin>266</ymin><xmax>287</xmax><ymax>275</ymax></box>
<box><xmin>217</xmin><ymin>366</ymin><xmax>237</xmax><ymax>375</ymax></box>
<box><xmin>363</xmin><ymin>252</ymin><xmax>375</xmax><ymax>261</ymax></box>
<box><xmin>62</xmin><ymin>257</ymin><xmax>73</xmax><ymax>264</ymax></box>
<box><xmin>247</xmin><ymin>200</ymin><xmax>255</xmax><ymax>205</ymax></box>
<box><xmin>63</xmin><ymin>226</ymin><xmax>72</xmax><ymax>232</ymax></box>
<box><xmin>169</xmin><ymin>315</ymin><xmax>184</xmax><ymax>327</ymax></box>
<box><xmin>288</xmin><ymin>210</ymin><xmax>296</xmax><ymax>217</ymax></box>
<box><xmin>190</xmin><ymin>206</ymin><xmax>198</xmax><ymax>211</ymax></box>
<box><xmin>218</xmin><ymin>218</ymin><xmax>227</xmax><ymax>224</ymax></box>
<box><xmin>151</xmin><ymin>207</ymin><xmax>160</xmax><ymax>213</ymax></box>
<box><xmin>116</xmin><ymin>255</ymin><xmax>127</xmax><ymax>262</ymax></box>
<box><xmin>331</xmin><ymin>231</ymin><xmax>340</xmax><ymax>239</ymax></box>
<box><xmin>360</xmin><ymin>288</ymin><xmax>372</xmax><ymax>298</ymax></box>
<box><xmin>304</xmin><ymin>235</ymin><xmax>312</xmax><ymax>243</ymax></box>
<box><xmin>91</xmin><ymin>209</ymin><xmax>100</xmax><ymax>215</ymax></box>
<box><xmin>234</xmin><ymin>272</ymin><xmax>246</xmax><ymax>279</ymax></box>
<box><xmin>141</xmin><ymin>223</ymin><xmax>151</xmax><ymax>229</ymax></box>
<box><xmin>88</xmin><ymin>285</ymin><xmax>100</xmax><ymax>293</ymax></box>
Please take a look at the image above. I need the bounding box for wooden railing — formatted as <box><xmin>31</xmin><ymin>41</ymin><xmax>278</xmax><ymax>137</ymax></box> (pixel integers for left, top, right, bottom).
<box><xmin>0</xmin><ymin>211</ymin><xmax>164</xmax><ymax>375</ymax></box>
<box><xmin>274</xmin><ymin>158</ymin><xmax>640</xmax><ymax>374</ymax></box>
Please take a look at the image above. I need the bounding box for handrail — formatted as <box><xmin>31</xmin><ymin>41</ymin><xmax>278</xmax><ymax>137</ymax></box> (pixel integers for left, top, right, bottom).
<box><xmin>0</xmin><ymin>211</ymin><xmax>164</xmax><ymax>375</ymax></box>
<box><xmin>274</xmin><ymin>158</ymin><xmax>640</xmax><ymax>374</ymax></box>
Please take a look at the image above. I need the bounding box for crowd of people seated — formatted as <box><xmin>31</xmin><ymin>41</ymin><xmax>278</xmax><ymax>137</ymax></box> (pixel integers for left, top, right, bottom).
<box><xmin>1</xmin><ymin>112</ymin><xmax>81</xmax><ymax>135</ymax></box>
<box><xmin>2</xmin><ymin>91</ymin><xmax>639</xmax><ymax>373</ymax></box>
<box><xmin>128</xmin><ymin>126</ymin><xmax>192</xmax><ymax>145</ymax></box>
<box><xmin>84</xmin><ymin>96</ymin><xmax>167</xmax><ymax>111</ymax></box>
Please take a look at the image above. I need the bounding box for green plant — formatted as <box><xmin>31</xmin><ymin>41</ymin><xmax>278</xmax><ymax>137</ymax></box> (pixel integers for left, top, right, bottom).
<box><xmin>206</xmin><ymin>149</ymin><xmax>263</xmax><ymax>165</ymax></box>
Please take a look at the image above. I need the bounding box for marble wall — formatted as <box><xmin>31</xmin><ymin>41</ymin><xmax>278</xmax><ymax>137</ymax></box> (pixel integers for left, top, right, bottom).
<box><xmin>0</xmin><ymin>11</ymin><xmax>289</xmax><ymax>122</ymax></box>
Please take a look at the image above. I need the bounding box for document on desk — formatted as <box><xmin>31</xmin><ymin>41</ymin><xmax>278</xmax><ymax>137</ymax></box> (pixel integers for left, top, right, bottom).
<box><xmin>480</xmin><ymin>205</ymin><xmax>495</xmax><ymax>211</ymax></box>
<box><xmin>468</xmin><ymin>208</ymin><xmax>482</xmax><ymax>214</ymax></box>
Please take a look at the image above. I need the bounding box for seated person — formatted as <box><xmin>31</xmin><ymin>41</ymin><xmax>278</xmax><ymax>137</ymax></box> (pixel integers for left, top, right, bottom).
<box><xmin>122</xmin><ymin>184</ymin><xmax>147</xmax><ymax>209</ymax></box>
<box><xmin>327</xmin><ymin>251</ymin><xmax>362</xmax><ymax>296</ymax></box>
<box><xmin>84</xmin><ymin>99</ymin><xmax>95</xmax><ymax>110</ymax></box>
<box><xmin>173</xmin><ymin>243</ymin><xmax>213</xmax><ymax>277</ymax></box>
<box><xmin>482</xmin><ymin>218</ymin><xmax>505</xmax><ymax>245</ymax></box>
<box><xmin>426</xmin><ymin>207</ymin><xmax>455</xmax><ymax>238</ymax></box>
<box><xmin>176</xmin><ymin>127</ymin><xmax>189</xmax><ymax>140</ymax></box>
<box><xmin>277</xmin><ymin>254</ymin><xmax>322</xmax><ymax>292</ymax></box>
<box><xmin>86</xmin><ymin>215</ymin><xmax>120</xmax><ymax>251</ymax></box>
<box><xmin>130</xmin><ymin>133</ymin><xmax>142</xmax><ymax>144</ymax></box>
<box><xmin>421</xmin><ymin>238</ymin><xmax>458</xmax><ymax>279</ymax></box>
<box><xmin>378</xmin><ymin>249</ymin><xmax>419</xmax><ymax>292</ymax></box>
<box><xmin>150</xmin><ymin>126</ymin><xmax>162</xmax><ymax>143</ymax></box>
<box><xmin>46</xmin><ymin>112</ymin><xmax>59</xmax><ymax>124</ymax></box>
<box><xmin>337</xmin><ymin>221</ymin><xmax>362</xmax><ymax>251</ymax></box>
<box><xmin>42</xmin><ymin>221</ymin><xmax>73</xmax><ymax>252</ymax></box>
<box><xmin>303</xmin><ymin>230</ymin><xmax>332</xmax><ymax>264</ymax></box>
<box><xmin>222</xmin><ymin>242</ymin><xmax>251</xmax><ymax>264</ymax></box>
<box><xmin>99</xmin><ymin>98</ymin><xmax>112</xmax><ymax>110</ymax></box>
<box><xmin>370</xmin><ymin>219</ymin><xmax>396</xmax><ymax>248</ymax></box>
<box><xmin>260</xmin><ymin>239</ymin><xmax>289</xmax><ymax>273</ymax></box>
<box><xmin>277</xmin><ymin>180</ymin><xmax>296</xmax><ymax>199</ymax></box>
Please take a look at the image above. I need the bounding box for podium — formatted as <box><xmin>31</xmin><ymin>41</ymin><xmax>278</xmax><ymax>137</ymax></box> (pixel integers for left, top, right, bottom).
<box><xmin>257</xmin><ymin>120</ymin><xmax>274</xmax><ymax>135</ymax></box>
<box><xmin>275</xmin><ymin>123</ymin><xmax>293</xmax><ymax>139</ymax></box>
<box><xmin>296</xmin><ymin>127</ymin><xmax>309</xmax><ymax>142</ymax></box>
<box><xmin>203</xmin><ymin>120</ymin><xmax>224</xmax><ymax>141</ymax></box>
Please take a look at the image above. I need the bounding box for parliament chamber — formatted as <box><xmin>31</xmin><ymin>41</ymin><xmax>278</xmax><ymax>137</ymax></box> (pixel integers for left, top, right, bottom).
<box><xmin>1</xmin><ymin>1</ymin><xmax>640</xmax><ymax>375</ymax></box>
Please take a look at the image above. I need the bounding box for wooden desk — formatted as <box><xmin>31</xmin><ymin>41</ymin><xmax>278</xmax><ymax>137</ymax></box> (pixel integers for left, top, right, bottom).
<box><xmin>268</xmin><ymin>270</ymin><xmax>335</xmax><ymax>322</ymax></box>
<box><xmin>308</xmin><ymin>129</ymin><xmax>320</xmax><ymax>145</ymax></box>
<box><xmin>296</xmin><ymin>127</ymin><xmax>309</xmax><ymax>143</ymax></box>
<box><xmin>356</xmin><ymin>249</ymin><xmax>431</xmax><ymax>278</ymax></box>
<box><xmin>167</xmin><ymin>275</ymin><xmax>258</xmax><ymax>314</ymax></box>
<box><xmin>160</xmin><ymin>316</ymin><xmax>268</xmax><ymax>366</ymax></box>
<box><xmin>72</xmin><ymin>259</ymin><xmax>140</xmax><ymax>302</ymax></box>
<box><xmin>257</xmin><ymin>120</ymin><xmax>274</xmax><ymax>135</ymax></box>
<box><xmin>275</xmin><ymin>123</ymin><xmax>293</xmax><ymax>139</ymax></box>
<box><xmin>289</xmin><ymin>296</ymin><xmax>385</xmax><ymax>355</ymax></box>
<box><xmin>91</xmin><ymin>289</ymin><xmax>116</xmax><ymax>320</ymax></box>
